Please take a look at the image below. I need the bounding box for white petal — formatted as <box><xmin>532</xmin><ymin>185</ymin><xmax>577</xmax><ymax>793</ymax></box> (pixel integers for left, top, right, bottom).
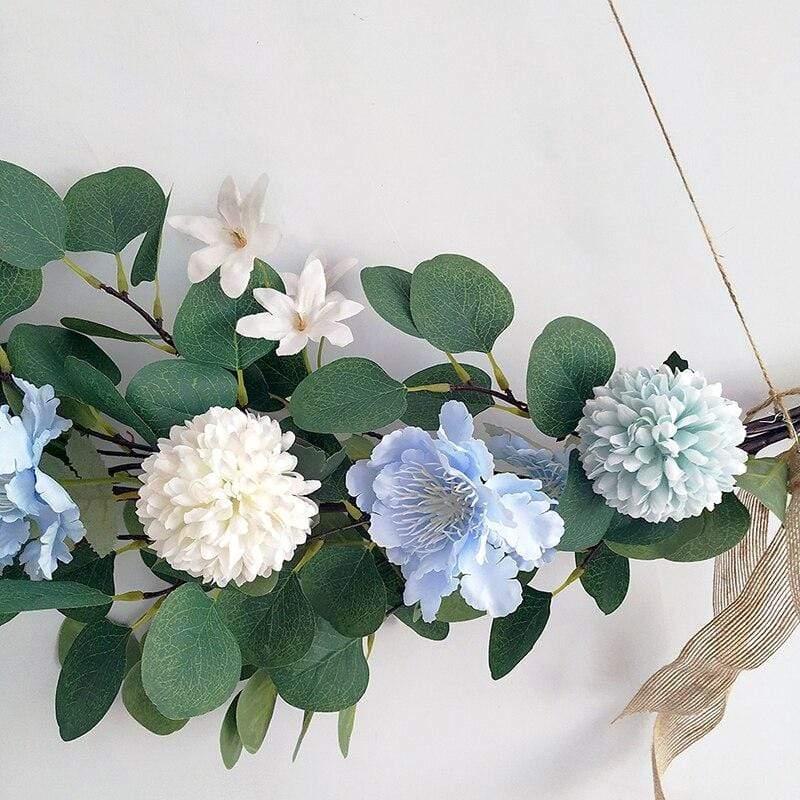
<box><xmin>188</xmin><ymin>243</ymin><xmax>234</xmax><ymax>283</ymax></box>
<box><xmin>168</xmin><ymin>215</ymin><xmax>226</xmax><ymax>245</ymax></box>
<box><xmin>311</xmin><ymin>320</ymin><xmax>354</xmax><ymax>348</ymax></box>
<box><xmin>247</xmin><ymin>222</ymin><xmax>281</xmax><ymax>256</ymax></box>
<box><xmin>252</xmin><ymin>287</ymin><xmax>297</xmax><ymax>317</ymax></box>
<box><xmin>295</xmin><ymin>258</ymin><xmax>327</xmax><ymax>313</ymax></box>
<box><xmin>236</xmin><ymin>313</ymin><xmax>293</xmax><ymax>341</ymax></box>
<box><xmin>324</xmin><ymin>257</ymin><xmax>359</xmax><ymax>288</ymax></box>
<box><xmin>217</xmin><ymin>176</ymin><xmax>242</xmax><ymax>229</ymax></box>
<box><xmin>242</xmin><ymin>173</ymin><xmax>270</xmax><ymax>230</ymax></box>
<box><xmin>324</xmin><ymin>294</ymin><xmax>364</xmax><ymax>321</ymax></box>
<box><xmin>279</xmin><ymin>271</ymin><xmax>299</xmax><ymax>297</ymax></box>
<box><xmin>219</xmin><ymin>252</ymin><xmax>253</xmax><ymax>298</ymax></box>
<box><xmin>276</xmin><ymin>330</ymin><xmax>309</xmax><ymax>356</ymax></box>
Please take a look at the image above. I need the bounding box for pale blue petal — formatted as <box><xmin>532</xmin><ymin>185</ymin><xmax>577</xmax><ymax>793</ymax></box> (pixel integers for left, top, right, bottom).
<box><xmin>34</xmin><ymin>469</ymin><xmax>75</xmax><ymax>514</ymax></box>
<box><xmin>437</xmin><ymin>400</ymin><xmax>474</xmax><ymax>445</ymax></box>
<box><xmin>5</xmin><ymin>470</ymin><xmax>41</xmax><ymax>518</ymax></box>
<box><xmin>345</xmin><ymin>459</ymin><xmax>381</xmax><ymax>513</ymax></box>
<box><xmin>403</xmin><ymin>568</ymin><xmax>459</xmax><ymax>623</ymax></box>
<box><xmin>0</xmin><ymin>414</ymin><xmax>34</xmax><ymax>474</ymax></box>
<box><xmin>0</xmin><ymin>518</ymin><xmax>30</xmax><ymax>559</ymax></box>
<box><xmin>458</xmin><ymin>543</ymin><xmax>522</xmax><ymax>617</ymax></box>
<box><xmin>16</xmin><ymin>379</ymin><xmax>71</xmax><ymax>459</ymax></box>
<box><xmin>370</xmin><ymin>427</ymin><xmax>434</xmax><ymax>467</ymax></box>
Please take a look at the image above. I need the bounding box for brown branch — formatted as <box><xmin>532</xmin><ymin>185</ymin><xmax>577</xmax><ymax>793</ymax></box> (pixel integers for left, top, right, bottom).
<box><xmin>98</xmin><ymin>284</ymin><xmax>175</xmax><ymax>348</ymax></box>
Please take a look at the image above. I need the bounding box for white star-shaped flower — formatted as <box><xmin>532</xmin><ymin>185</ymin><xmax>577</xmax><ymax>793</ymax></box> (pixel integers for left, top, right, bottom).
<box><xmin>169</xmin><ymin>174</ymin><xmax>281</xmax><ymax>298</ymax></box>
<box><xmin>236</xmin><ymin>250</ymin><xmax>363</xmax><ymax>356</ymax></box>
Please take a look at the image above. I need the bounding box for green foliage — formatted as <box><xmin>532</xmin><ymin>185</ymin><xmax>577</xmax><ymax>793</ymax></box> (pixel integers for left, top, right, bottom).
<box><xmin>60</xmin><ymin>317</ymin><xmax>159</xmax><ymax>345</ymax></box>
<box><xmin>402</xmin><ymin>362</ymin><xmax>493</xmax><ymax>429</ymax></box>
<box><xmin>64</xmin><ymin>434</ymin><xmax>121</xmax><ymax>557</ymax></box>
<box><xmin>238</xmin><ymin>573</ymin><xmax>280</xmax><ymax>597</ymax></box>
<box><xmin>290</xmin><ymin>357</ymin><xmax>407</xmax><ymax>434</ymax></box>
<box><xmin>236</xmin><ymin>669</ymin><xmax>278</xmax><ymax>754</ymax></box>
<box><xmin>292</xmin><ymin>710</ymin><xmax>315</xmax><ymax>761</ymax></box>
<box><xmin>220</xmin><ymin>694</ymin><xmax>243</xmax><ymax>770</ymax></box>
<box><xmin>122</xmin><ymin>661</ymin><xmax>188</xmax><ymax>736</ymax></box>
<box><xmin>557</xmin><ymin>451</ymin><xmax>615</xmax><ymax>551</ymax></box>
<box><xmin>360</xmin><ymin>266</ymin><xmax>421</xmax><ymax>337</ymax></box>
<box><xmin>270</xmin><ymin>616</ymin><xmax>369</xmax><ymax>712</ymax></box>
<box><xmin>55</xmin><ymin>619</ymin><xmax>130</xmax><ymax>740</ymax></box>
<box><xmin>139</xmin><ymin>548</ymin><xmax>200</xmax><ymax>585</ymax></box>
<box><xmin>141</xmin><ymin>583</ymin><xmax>242</xmax><ymax>719</ymax></box>
<box><xmin>291</xmin><ymin>441</ymin><xmax>347</xmax><ymax>483</ymax></box>
<box><xmin>488</xmin><ymin>587</ymin><xmax>551</xmax><ymax>680</ymax></box>
<box><xmin>64</xmin><ymin>356</ymin><xmax>156</xmax><ymax>443</ymax></box>
<box><xmin>299</xmin><ymin>545</ymin><xmax>387</xmax><ymax>637</ymax></box>
<box><xmin>173</xmin><ymin>262</ymin><xmax>284</xmax><ymax>370</ymax></box>
<box><xmin>737</xmin><ymin>456</ymin><xmax>789</xmax><ymax>521</ymax></box>
<box><xmin>664</xmin><ymin>351</ymin><xmax>689</xmax><ymax>372</ymax></box>
<box><xmin>343</xmin><ymin>435</ymin><xmax>375</xmax><ymax>462</ymax></box>
<box><xmin>0</xmin><ymin>261</ymin><xmax>42</xmax><ymax>324</ymax></box>
<box><xmin>57</xmin><ymin>618</ymin><xmax>86</xmax><ymax>665</ymax></box>
<box><xmin>0</xmin><ymin>579</ymin><xmax>111</xmax><ymax>613</ymax></box>
<box><xmin>436</xmin><ymin>591</ymin><xmax>485</xmax><ymax>622</ymax></box>
<box><xmin>7</xmin><ymin>324</ymin><xmax>121</xmax><ymax>398</ymax></box>
<box><xmin>126</xmin><ymin>359</ymin><xmax>238</xmax><ymax>438</ymax></box>
<box><xmin>245</xmin><ymin>349</ymin><xmax>307</xmax><ymax>409</ymax></box>
<box><xmin>526</xmin><ymin>316</ymin><xmax>615</xmax><ymax>438</ymax></box>
<box><xmin>54</xmin><ymin>541</ymin><xmax>115</xmax><ymax>623</ymax></box>
<box><xmin>63</xmin><ymin>167</ymin><xmax>164</xmax><ymax>253</ymax></box>
<box><xmin>338</xmin><ymin>705</ymin><xmax>357</xmax><ymax>757</ymax></box>
<box><xmin>0</xmin><ymin>161</ymin><xmax>66</xmax><ymax>268</ymax></box>
<box><xmin>577</xmin><ymin>544</ymin><xmax>630</xmax><ymax>614</ymax></box>
<box><xmin>409</xmin><ymin>254</ymin><xmax>514</xmax><ymax>353</ymax></box>
<box><xmin>394</xmin><ymin>607</ymin><xmax>450</xmax><ymax>640</ymax></box>
<box><xmin>131</xmin><ymin>189</ymin><xmax>170</xmax><ymax>285</ymax></box>
<box><xmin>216</xmin><ymin>574</ymin><xmax>315</xmax><ymax>669</ymax></box>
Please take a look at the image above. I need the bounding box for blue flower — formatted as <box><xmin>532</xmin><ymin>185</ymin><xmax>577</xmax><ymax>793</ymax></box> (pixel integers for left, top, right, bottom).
<box><xmin>0</xmin><ymin>378</ymin><xmax>84</xmax><ymax>579</ymax></box>
<box><xmin>484</xmin><ymin>424</ymin><xmax>569</xmax><ymax>499</ymax></box>
<box><xmin>346</xmin><ymin>401</ymin><xmax>564</xmax><ymax>622</ymax></box>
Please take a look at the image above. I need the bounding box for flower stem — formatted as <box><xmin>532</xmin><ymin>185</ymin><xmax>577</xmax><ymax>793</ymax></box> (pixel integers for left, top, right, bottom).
<box><xmin>60</xmin><ymin>476</ymin><xmax>128</xmax><ymax>487</ymax></box>
<box><xmin>114</xmin><ymin>252</ymin><xmax>129</xmax><ymax>293</ymax></box>
<box><xmin>153</xmin><ymin>277</ymin><xmax>164</xmax><ymax>323</ymax></box>
<box><xmin>445</xmin><ymin>353</ymin><xmax>472</xmax><ymax>383</ymax></box>
<box><xmin>236</xmin><ymin>369</ymin><xmax>249</xmax><ymax>407</ymax></box>
<box><xmin>551</xmin><ymin>567</ymin><xmax>584</xmax><ymax>596</ymax></box>
<box><xmin>493</xmin><ymin>404</ymin><xmax>531</xmax><ymax>418</ymax></box>
<box><xmin>317</xmin><ymin>337</ymin><xmax>326</xmax><ymax>369</ymax></box>
<box><xmin>63</xmin><ymin>256</ymin><xmax>103</xmax><ymax>288</ymax></box>
<box><xmin>406</xmin><ymin>383</ymin><xmax>452</xmax><ymax>393</ymax></box>
<box><xmin>115</xmin><ymin>540</ymin><xmax>146</xmax><ymax>555</ymax></box>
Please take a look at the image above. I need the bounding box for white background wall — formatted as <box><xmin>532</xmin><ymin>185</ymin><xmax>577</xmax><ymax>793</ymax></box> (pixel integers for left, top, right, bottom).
<box><xmin>2</xmin><ymin>1</ymin><xmax>799</xmax><ymax>797</ymax></box>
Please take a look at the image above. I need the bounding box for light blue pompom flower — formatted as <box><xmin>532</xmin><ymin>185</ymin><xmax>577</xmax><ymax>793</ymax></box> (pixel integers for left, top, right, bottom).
<box><xmin>0</xmin><ymin>378</ymin><xmax>84</xmax><ymax>578</ymax></box>
<box><xmin>346</xmin><ymin>401</ymin><xmax>564</xmax><ymax>622</ymax></box>
<box><xmin>484</xmin><ymin>424</ymin><xmax>569</xmax><ymax>499</ymax></box>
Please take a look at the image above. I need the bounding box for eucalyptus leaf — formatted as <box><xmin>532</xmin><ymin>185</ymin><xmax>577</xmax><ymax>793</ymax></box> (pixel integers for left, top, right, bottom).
<box><xmin>436</xmin><ymin>590</ymin><xmax>485</xmax><ymax>623</ymax></box>
<box><xmin>577</xmin><ymin>543</ymin><xmax>630</xmax><ymax>614</ymax></box>
<box><xmin>402</xmin><ymin>362</ymin><xmax>493</xmax><ymax>430</ymax></box>
<box><xmin>664</xmin><ymin>351</ymin><xmax>689</xmax><ymax>372</ymax></box>
<box><xmin>290</xmin><ymin>357</ymin><xmax>407</xmax><ymax>434</ymax></box>
<box><xmin>0</xmin><ymin>261</ymin><xmax>42</xmax><ymax>324</ymax></box>
<box><xmin>131</xmin><ymin>189</ymin><xmax>170</xmax><ymax>285</ymax></box>
<box><xmin>394</xmin><ymin>606</ymin><xmax>450</xmax><ymax>640</ymax></box>
<box><xmin>126</xmin><ymin>359</ymin><xmax>238</xmax><ymax>438</ymax></box>
<box><xmin>64</xmin><ymin>167</ymin><xmax>164</xmax><ymax>253</ymax></box>
<box><xmin>270</xmin><ymin>616</ymin><xmax>369</xmax><ymax>712</ymax></box>
<box><xmin>54</xmin><ymin>542</ymin><xmax>115</xmax><ymax>623</ymax></box>
<box><xmin>173</xmin><ymin>261</ymin><xmax>284</xmax><ymax>370</ymax></box>
<box><xmin>343</xmin><ymin>435</ymin><xmax>375</xmax><ymax>462</ymax></box>
<box><xmin>0</xmin><ymin>161</ymin><xmax>66</xmax><ymax>268</ymax></box>
<box><xmin>141</xmin><ymin>583</ymin><xmax>242</xmax><ymax>719</ymax></box>
<box><xmin>123</xmin><ymin>661</ymin><xmax>188</xmax><ymax>736</ymax></box>
<box><xmin>7</xmin><ymin>324</ymin><xmax>121</xmax><ymax>396</ymax></box>
<box><xmin>60</xmin><ymin>317</ymin><xmax>155</xmax><ymax>345</ymax></box>
<box><xmin>526</xmin><ymin>316</ymin><xmax>615</xmax><ymax>438</ymax></box>
<box><xmin>0</xmin><ymin>579</ymin><xmax>112</xmax><ymax>613</ymax></box>
<box><xmin>55</xmin><ymin>619</ymin><xmax>130</xmax><ymax>740</ymax></box>
<box><xmin>409</xmin><ymin>254</ymin><xmax>514</xmax><ymax>353</ymax></box>
<box><xmin>556</xmin><ymin>451</ymin><xmax>615</xmax><ymax>551</ymax></box>
<box><xmin>737</xmin><ymin>456</ymin><xmax>789</xmax><ymax>521</ymax></box>
<box><xmin>360</xmin><ymin>265</ymin><xmax>421</xmax><ymax>337</ymax></box>
<box><xmin>220</xmin><ymin>694</ymin><xmax>243</xmax><ymax>770</ymax></box>
<box><xmin>488</xmin><ymin>587</ymin><xmax>551</xmax><ymax>679</ymax></box>
<box><xmin>292</xmin><ymin>710</ymin><xmax>315</xmax><ymax>761</ymax></box>
<box><xmin>338</xmin><ymin>705</ymin><xmax>357</xmax><ymax>757</ymax></box>
<box><xmin>248</xmin><ymin>349</ymin><xmax>307</xmax><ymax>402</ymax></box>
<box><xmin>236</xmin><ymin>669</ymin><xmax>278</xmax><ymax>754</ymax></box>
<box><xmin>57</xmin><ymin>618</ymin><xmax>86</xmax><ymax>665</ymax></box>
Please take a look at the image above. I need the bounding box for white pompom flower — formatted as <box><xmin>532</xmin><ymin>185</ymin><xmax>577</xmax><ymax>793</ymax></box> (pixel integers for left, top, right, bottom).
<box><xmin>577</xmin><ymin>365</ymin><xmax>747</xmax><ymax>523</ymax></box>
<box><xmin>136</xmin><ymin>407</ymin><xmax>320</xmax><ymax>586</ymax></box>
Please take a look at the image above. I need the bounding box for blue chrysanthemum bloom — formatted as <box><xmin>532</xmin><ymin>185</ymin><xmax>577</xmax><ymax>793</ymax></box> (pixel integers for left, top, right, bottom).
<box><xmin>484</xmin><ymin>424</ymin><xmax>569</xmax><ymax>500</ymax></box>
<box><xmin>0</xmin><ymin>378</ymin><xmax>84</xmax><ymax>579</ymax></box>
<box><xmin>346</xmin><ymin>401</ymin><xmax>564</xmax><ymax>622</ymax></box>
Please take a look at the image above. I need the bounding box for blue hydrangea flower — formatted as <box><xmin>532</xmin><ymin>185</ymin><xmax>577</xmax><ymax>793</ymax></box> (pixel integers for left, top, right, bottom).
<box><xmin>0</xmin><ymin>378</ymin><xmax>84</xmax><ymax>578</ymax></box>
<box><xmin>484</xmin><ymin>424</ymin><xmax>569</xmax><ymax>499</ymax></box>
<box><xmin>346</xmin><ymin>401</ymin><xmax>564</xmax><ymax>621</ymax></box>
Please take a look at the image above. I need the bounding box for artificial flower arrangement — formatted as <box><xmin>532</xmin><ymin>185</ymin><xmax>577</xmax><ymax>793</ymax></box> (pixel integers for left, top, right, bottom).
<box><xmin>0</xmin><ymin>161</ymin><xmax>788</xmax><ymax>766</ymax></box>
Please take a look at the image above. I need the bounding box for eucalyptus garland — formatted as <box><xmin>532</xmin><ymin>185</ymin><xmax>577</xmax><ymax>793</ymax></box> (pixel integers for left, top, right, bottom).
<box><xmin>0</xmin><ymin>161</ymin><xmax>789</xmax><ymax>766</ymax></box>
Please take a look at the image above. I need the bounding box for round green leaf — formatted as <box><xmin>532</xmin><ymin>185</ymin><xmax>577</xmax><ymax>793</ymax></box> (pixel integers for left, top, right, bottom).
<box><xmin>0</xmin><ymin>579</ymin><xmax>112</xmax><ymax>613</ymax></box>
<box><xmin>7</xmin><ymin>324</ymin><xmax>121</xmax><ymax>395</ymax></box>
<box><xmin>360</xmin><ymin>266</ymin><xmax>421</xmax><ymax>337</ymax></box>
<box><xmin>393</xmin><ymin>606</ymin><xmax>450</xmax><ymax>640</ymax></box>
<box><xmin>123</xmin><ymin>662</ymin><xmax>188</xmax><ymax>736</ymax></box>
<box><xmin>141</xmin><ymin>583</ymin><xmax>242</xmax><ymax>719</ymax></box>
<box><xmin>577</xmin><ymin>543</ymin><xmax>630</xmax><ymax>615</ymax></box>
<box><xmin>173</xmin><ymin>261</ymin><xmax>284</xmax><ymax>370</ymax></box>
<box><xmin>126</xmin><ymin>359</ymin><xmax>238</xmax><ymax>438</ymax></box>
<box><xmin>299</xmin><ymin>546</ymin><xmax>387</xmax><ymax>637</ymax></box>
<box><xmin>736</xmin><ymin>456</ymin><xmax>789</xmax><ymax>521</ymax></box>
<box><xmin>0</xmin><ymin>261</ymin><xmax>42</xmax><ymax>324</ymax></box>
<box><xmin>64</xmin><ymin>167</ymin><xmax>165</xmax><ymax>253</ymax></box>
<box><xmin>289</xmin><ymin>357</ymin><xmax>407</xmax><ymax>434</ymax></box>
<box><xmin>435</xmin><ymin>590</ymin><xmax>485</xmax><ymax>623</ymax></box>
<box><xmin>57</xmin><ymin>618</ymin><xmax>86</xmax><ymax>665</ymax></box>
<box><xmin>0</xmin><ymin>161</ymin><xmax>66</xmax><ymax>268</ymax></box>
<box><xmin>526</xmin><ymin>316</ymin><xmax>615</xmax><ymax>438</ymax></box>
<box><xmin>56</xmin><ymin>619</ymin><xmax>130</xmax><ymax>740</ymax></box>
<box><xmin>409</xmin><ymin>254</ymin><xmax>514</xmax><ymax>353</ymax></box>
<box><xmin>131</xmin><ymin>189</ymin><xmax>170</xmax><ymax>285</ymax></box>
<box><xmin>488</xmin><ymin>587</ymin><xmax>551</xmax><ymax>680</ymax></box>
<box><xmin>402</xmin><ymin>362</ymin><xmax>492</xmax><ymax>430</ymax></box>
<box><xmin>270</xmin><ymin>616</ymin><xmax>369</xmax><ymax>712</ymax></box>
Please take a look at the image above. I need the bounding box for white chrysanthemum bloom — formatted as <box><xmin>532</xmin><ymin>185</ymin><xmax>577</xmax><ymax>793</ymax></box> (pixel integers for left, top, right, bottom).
<box><xmin>136</xmin><ymin>407</ymin><xmax>320</xmax><ymax>586</ymax></box>
<box><xmin>577</xmin><ymin>366</ymin><xmax>747</xmax><ymax>523</ymax></box>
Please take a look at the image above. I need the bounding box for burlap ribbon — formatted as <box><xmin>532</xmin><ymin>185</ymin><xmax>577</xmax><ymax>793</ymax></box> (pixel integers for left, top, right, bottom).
<box><xmin>619</xmin><ymin>452</ymin><xmax>800</xmax><ymax>797</ymax></box>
